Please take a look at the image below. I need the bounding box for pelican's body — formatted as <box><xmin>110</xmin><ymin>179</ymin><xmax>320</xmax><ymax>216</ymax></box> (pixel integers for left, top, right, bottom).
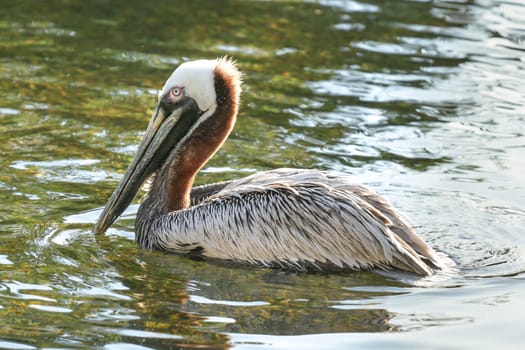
<box><xmin>94</xmin><ymin>57</ymin><xmax>449</xmax><ymax>275</ymax></box>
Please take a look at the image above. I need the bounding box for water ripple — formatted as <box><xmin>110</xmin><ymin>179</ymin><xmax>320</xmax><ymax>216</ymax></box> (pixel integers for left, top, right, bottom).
<box><xmin>190</xmin><ymin>295</ymin><xmax>270</xmax><ymax>307</ymax></box>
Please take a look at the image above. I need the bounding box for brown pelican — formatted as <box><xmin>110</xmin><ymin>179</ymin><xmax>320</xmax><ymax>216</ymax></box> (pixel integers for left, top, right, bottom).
<box><xmin>94</xmin><ymin>57</ymin><xmax>449</xmax><ymax>275</ymax></box>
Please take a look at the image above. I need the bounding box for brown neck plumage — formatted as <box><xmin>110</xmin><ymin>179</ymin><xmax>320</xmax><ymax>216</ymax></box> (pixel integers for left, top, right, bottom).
<box><xmin>161</xmin><ymin>59</ymin><xmax>241</xmax><ymax>212</ymax></box>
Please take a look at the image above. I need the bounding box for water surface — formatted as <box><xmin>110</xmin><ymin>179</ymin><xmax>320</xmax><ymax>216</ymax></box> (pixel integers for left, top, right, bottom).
<box><xmin>1</xmin><ymin>0</ymin><xmax>524</xmax><ymax>349</ymax></box>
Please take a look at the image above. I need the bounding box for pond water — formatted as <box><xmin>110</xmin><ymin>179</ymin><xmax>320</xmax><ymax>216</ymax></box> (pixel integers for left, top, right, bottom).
<box><xmin>1</xmin><ymin>0</ymin><xmax>524</xmax><ymax>349</ymax></box>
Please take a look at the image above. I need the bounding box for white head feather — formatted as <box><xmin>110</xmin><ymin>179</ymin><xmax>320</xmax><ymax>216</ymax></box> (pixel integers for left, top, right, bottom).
<box><xmin>159</xmin><ymin>59</ymin><xmax>217</xmax><ymax>115</ymax></box>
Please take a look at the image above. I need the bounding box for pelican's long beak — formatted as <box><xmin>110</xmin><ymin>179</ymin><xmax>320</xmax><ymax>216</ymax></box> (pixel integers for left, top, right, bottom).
<box><xmin>94</xmin><ymin>98</ymin><xmax>200</xmax><ymax>235</ymax></box>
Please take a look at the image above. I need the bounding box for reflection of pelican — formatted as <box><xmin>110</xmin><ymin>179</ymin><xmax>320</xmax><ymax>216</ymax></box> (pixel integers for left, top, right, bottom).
<box><xmin>94</xmin><ymin>57</ymin><xmax>448</xmax><ymax>275</ymax></box>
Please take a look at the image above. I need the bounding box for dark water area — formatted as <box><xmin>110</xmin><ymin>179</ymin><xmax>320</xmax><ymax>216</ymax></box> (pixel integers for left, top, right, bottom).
<box><xmin>0</xmin><ymin>0</ymin><xmax>524</xmax><ymax>349</ymax></box>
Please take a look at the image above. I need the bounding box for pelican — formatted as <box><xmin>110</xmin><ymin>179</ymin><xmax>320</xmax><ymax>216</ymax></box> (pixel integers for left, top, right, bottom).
<box><xmin>94</xmin><ymin>57</ymin><xmax>449</xmax><ymax>275</ymax></box>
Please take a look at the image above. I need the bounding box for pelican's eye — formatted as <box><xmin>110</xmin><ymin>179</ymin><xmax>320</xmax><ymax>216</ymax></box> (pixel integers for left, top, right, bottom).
<box><xmin>170</xmin><ymin>86</ymin><xmax>184</xmax><ymax>98</ymax></box>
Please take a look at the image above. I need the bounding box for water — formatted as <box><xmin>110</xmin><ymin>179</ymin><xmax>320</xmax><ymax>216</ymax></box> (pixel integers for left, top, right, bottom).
<box><xmin>1</xmin><ymin>0</ymin><xmax>524</xmax><ymax>348</ymax></box>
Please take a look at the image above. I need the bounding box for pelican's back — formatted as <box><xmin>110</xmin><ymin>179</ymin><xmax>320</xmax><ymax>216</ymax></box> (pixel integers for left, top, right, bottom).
<box><xmin>139</xmin><ymin>168</ymin><xmax>446</xmax><ymax>275</ymax></box>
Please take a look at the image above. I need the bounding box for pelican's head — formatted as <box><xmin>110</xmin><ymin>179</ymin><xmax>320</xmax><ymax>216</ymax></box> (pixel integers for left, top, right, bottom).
<box><xmin>159</xmin><ymin>57</ymin><xmax>241</xmax><ymax>123</ymax></box>
<box><xmin>94</xmin><ymin>57</ymin><xmax>241</xmax><ymax>235</ymax></box>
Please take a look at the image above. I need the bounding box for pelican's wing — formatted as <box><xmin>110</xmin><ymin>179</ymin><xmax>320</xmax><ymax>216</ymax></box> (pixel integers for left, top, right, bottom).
<box><xmin>153</xmin><ymin>171</ymin><xmax>438</xmax><ymax>275</ymax></box>
<box><xmin>228</xmin><ymin>168</ymin><xmax>448</xmax><ymax>269</ymax></box>
<box><xmin>190</xmin><ymin>180</ymin><xmax>233</xmax><ymax>206</ymax></box>
<box><xmin>351</xmin><ymin>186</ymin><xmax>447</xmax><ymax>269</ymax></box>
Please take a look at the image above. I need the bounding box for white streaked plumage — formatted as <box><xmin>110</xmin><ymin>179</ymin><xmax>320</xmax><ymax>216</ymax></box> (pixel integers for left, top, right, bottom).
<box><xmin>136</xmin><ymin>168</ymin><xmax>446</xmax><ymax>275</ymax></box>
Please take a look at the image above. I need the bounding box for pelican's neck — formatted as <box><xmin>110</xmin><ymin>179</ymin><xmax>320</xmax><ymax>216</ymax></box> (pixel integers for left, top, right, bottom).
<box><xmin>149</xmin><ymin>59</ymin><xmax>241</xmax><ymax>213</ymax></box>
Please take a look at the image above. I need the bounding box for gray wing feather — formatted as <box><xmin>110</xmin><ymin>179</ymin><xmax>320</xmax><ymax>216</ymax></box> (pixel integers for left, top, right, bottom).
<box><xmin>150</xmin><ymin>168</ymin><xmax>443</xmax><ymax>275</ymax></box>
<box><xmin>190</xmin><ymin>180</ymin><xmax>233</xmax><ymax>206</ymax></box>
